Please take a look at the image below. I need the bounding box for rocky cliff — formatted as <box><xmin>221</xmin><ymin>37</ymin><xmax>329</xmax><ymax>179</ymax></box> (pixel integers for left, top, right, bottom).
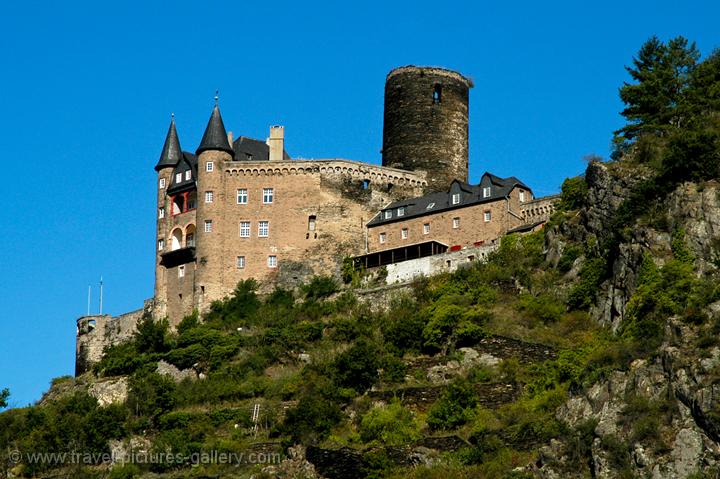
<box><xmin>537</xmin><ymin>161</ymin><xmax>720</xmax><ymax>478</ymax></box>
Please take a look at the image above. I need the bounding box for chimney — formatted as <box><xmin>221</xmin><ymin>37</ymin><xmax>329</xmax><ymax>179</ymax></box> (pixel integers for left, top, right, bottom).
<box><xmin>268</xmin><ymin>125</ymin><xmax>284</xmax><ymax>162</ymax></box>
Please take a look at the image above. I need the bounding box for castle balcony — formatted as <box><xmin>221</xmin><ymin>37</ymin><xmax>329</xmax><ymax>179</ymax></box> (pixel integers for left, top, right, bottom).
<box><xmin>353</xmin><ymin>240</ymin><xmax>448</xmax><ymax>269</ymax></box>
<box><xmin>160</xmin><ymin>246</ymin><xmax>196</xmax><ymax>268</ymax></box>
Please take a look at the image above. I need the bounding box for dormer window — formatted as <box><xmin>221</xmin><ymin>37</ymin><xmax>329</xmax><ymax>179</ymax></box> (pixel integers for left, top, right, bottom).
<box><xmin>519</xmin><ymin>190</ymin><xmax>526</xmax><ymax>202</ymax></box>
<box><xmin>185</xmin><ymin>170</ymin><xmax>192</xmax><ymax>181</ymax></box>
<box><xmin>426</xmin><ymin>202</ymin><xmax>435</xmax><ymax>210</ymax></box>
<box><xmin>384</xmin><ymin>211</ymin><xmax>392</xmax><ymax>219</ymax></box>
<box><xmin>452</xmin><ymin>193</ymin><xmax>461</xmax><ymax>205</ymax></box>
<box><xmin>175</xmin><ymin>173</ymin><xmax>182</xmax><ymax>183</ymax></box>
<box><xmin>483</xmin><ymin>186</ymin><xmax>491</xmax><ymax>198</ymax></box>
<box><xmin>397</xmin><ymin>207</ymin><xmax>405</xmax><ymax>217</ymax></box>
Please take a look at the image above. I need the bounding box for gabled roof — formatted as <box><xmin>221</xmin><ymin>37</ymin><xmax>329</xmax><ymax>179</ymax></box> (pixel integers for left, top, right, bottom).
<box><xmin>196</xmin><ymin>105</ymin><xmax>234</xmax><ymax>155</ymax></box>
<box><xmin>367</xmin><ymin>172</ymin><xmax>533</xmax><ymax>227</ymax></box>
<box><xmin>155</xmin><ymin>117</ymin><xmax>183</xmax><ymax>171</ymax></box>
<box><xmin>167</xmin><ymin>152</ymin><xmax>198</xmax><ymax>195</ymax></box>
<box><xmin>232</xmin><ymin>136</ymin><xmax>291</xmax><ymax>161</ymax></box>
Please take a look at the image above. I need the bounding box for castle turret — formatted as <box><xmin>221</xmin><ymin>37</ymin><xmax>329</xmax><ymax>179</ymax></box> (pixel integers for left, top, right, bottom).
<box><xmin>194</xmin><ymin>102</ymin><xmax>234</xmax><ymax>313</ymax></box>
<box><xmin>154</xmin><ymin>116</ymin><xmax>183</xmax><ymax>319</ymax></box>
<box><xmin>381</xmin><ymin>66</ymin><xmax>473</xmax><ymax>192</ymax></box>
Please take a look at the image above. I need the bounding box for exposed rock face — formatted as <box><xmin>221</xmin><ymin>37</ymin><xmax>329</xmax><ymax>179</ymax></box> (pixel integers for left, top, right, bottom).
<box><xmin>88</xmin><ymin>377</ymin><xmax>128</xmax><ymax>407</ymax></box>
<box><xmin>155</xmin><ymin>360</ymin><xmax>197</xmax><ymax>382</ymax></box>
<box><xmin>538</xmin><ymin>162</ymin><xmax>720</xmax><ymax>477</ymax></box>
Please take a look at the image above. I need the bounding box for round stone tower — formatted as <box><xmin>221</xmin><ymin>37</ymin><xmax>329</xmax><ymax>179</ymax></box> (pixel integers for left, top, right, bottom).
<box><xmin>381</xmin><ymin>66</ymin><xmax>473</xmax><ymax>192</ymax></box>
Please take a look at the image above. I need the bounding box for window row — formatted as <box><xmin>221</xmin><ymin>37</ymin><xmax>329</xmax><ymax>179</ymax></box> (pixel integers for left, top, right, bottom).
<box><xmin>377</xmin><ymin>212</ymin><xmax>491</xmax><ymax>244</ymax></box>
<box><xmin>238</xmin><ymin>221</ymin><xmax>270</xmax><ymax>237</ymax></box>
<box><xmin>237</xmin><ymin>188</ymin><xmax>273</xmax><ymax>204</ymax></box>
<box><xmin>236</xmin><ymin>255</ymin><xmax>277</xmax><ymax>269</ymax></box>
<box><xmin>175</xmin><ymin>170</ymin><xmax>192</xmax><ymax>183</ymax></box>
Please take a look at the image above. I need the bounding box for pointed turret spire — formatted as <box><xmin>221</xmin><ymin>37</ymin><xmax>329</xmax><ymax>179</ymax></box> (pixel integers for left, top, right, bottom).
<box><xmin>196</xmin><ymin>95</ymin><xmax>233</xmax><ymax>155</ymax></box>
<box><xmin>155</xmin><ymin>114</ymin><xmax>183</xmax><ymax>171</ymax></box>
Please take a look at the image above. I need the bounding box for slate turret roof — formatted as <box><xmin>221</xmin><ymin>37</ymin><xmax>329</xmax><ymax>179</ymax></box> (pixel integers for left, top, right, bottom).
<box><xmin>155</xmin><ymin>117</ymin><xmax>183</xmax><ymax>171</ymax></box>
<box><xmin>196</xmin><ymin>105</ymin><xmax>234</xmax><ymax>155</ymax></box>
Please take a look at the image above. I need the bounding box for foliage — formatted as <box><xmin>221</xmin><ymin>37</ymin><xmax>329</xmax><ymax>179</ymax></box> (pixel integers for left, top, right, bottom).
<box><xmin>427</xmin><ymin>379</ymin><xmax>478</xmax><ymax>430</ymax></box>
<box><xmin>302</xmin><ymin>275</ymin><xmax>339</xmax><ymax>301</ymax></box>
<box><xmin>333</xmin><ymin>339</ymin><xmax>380</xmax><ymax>393</ymax></box>
<box><xmin>135</xmin><ymin>316</ymin><xmax>171</xmax><ymax>354</ymax></box>
<box><xmin>0</xmin><ymin>388</ymin><xmax>8</xmax><ymax>409</ymax></box>
<box><xmin>615</xmin><ymin>35</ymin><xmax>700</xmax><ymax>143</ymax></box>
<box><xmin>359</xmin><ymin>401</ymin><xmax>420</xmax><ymax>445</ymax></box>
<box><xmin>517</xmin><ymin>293</ymin><xmax>564</xmax><ymax>323</ymax></box>
<box><xmin>567</xmin><ymin>257</ymin><xmax>607</xmax><ymax>310</ymax></box>
<box><xmin>127</xmin><ymin>372</ymin><xmax>176</xmax><ymax>422</ymax></box>
<box><xmin>559</xmin><ymin>177</ymin><xmax>588</xmax><ymax>211</ymax></box>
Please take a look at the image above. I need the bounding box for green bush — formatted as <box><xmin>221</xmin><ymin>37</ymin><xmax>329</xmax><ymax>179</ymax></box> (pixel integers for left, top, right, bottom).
<box><xmin>359</xmin><ymin>401</ymin><xmax>420</xmax><ymax>445</ymax></box>
<box><xmin>567</xmin><ymin>257</ymin><xmax>607</xmax><ymax>310</ymax></box>
<box><xmin>302</xmin><ymin>275</ymin><xmax>339</xmax><ymax>300</ymax></box>
<box><xmin>427</xmin><ymin>379</ymin><xmax>478</xmax><ymax>430</ymax></box>
<box><xmin>517</xmin><ymin>293</ymin><xmax>564</xmax><ymax>323</ymax></box>
<box><xmin>559</xmin><ymin>177</ymin><xmax>588</xmax><ymax>211</ymax></box>
<box><xmin>333</xmin><ymin>339</ymin><xmax>380</xmax><ymax>393</ymax></box>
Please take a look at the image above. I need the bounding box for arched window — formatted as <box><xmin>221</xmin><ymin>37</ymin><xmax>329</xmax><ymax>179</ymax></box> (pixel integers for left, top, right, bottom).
<box><xmin>171</xmin><ymin>228</ymin><xmax>183</xmax><ymax>251</ymax></box>
<box><xmin>185</xmin><ymin>224</ymin><xmax>196</xmax><ymax>247</ymax></box>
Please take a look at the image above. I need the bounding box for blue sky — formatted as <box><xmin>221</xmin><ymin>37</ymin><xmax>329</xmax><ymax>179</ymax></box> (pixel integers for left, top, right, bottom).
<box><xmin>0</xmin><ymin>0</ymin><xmax>717</xmax><ymax>408</ymax></box>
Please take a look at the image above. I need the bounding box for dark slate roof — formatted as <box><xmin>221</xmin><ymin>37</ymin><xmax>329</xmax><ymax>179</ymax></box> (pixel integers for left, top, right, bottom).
<box><xmin>196</xmin><ymin>105</ymin><xmax>234</xmax><ymax>155</ymax></box>
<box><xmin>367</xmin><ymin>172</ymin><xmax>532</xmax><ymax>227</ymax></box>
<box><xmin>232</xmin><ymin>136</ymin><xmax>291</xmax><ymax>161</ymax></box>
<box><xmin>167</xmin><ymin>152</ymin><xmax>198</xmax><ymax>195</ymax></box>
<box><xmin>155</xmin><ymin>118</ymin><xmax>183</xmax><ymax>171</ymax></box>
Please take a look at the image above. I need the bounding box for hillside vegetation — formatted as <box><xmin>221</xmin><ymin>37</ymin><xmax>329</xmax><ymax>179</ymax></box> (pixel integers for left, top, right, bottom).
<box><xmin>1</xmin><ymin>35</ymin><xmax>719</xmax><ymax>479</ymax></box>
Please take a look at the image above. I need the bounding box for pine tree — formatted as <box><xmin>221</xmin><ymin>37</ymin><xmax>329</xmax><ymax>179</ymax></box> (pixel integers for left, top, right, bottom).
<box><xmin>615</xmin><ymin>36</ymin><xmax>700</xmax><ymax>143</ymax></box>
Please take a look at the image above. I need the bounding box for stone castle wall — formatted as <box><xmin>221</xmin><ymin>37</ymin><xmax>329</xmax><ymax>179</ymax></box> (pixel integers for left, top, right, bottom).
<box><xmin>75</xmin><ymin>299</ymin><xmax>153</xmax><ymax>375</ymax></box>
<box><xmin>382</xmin><ymin>66</ymin><xmax>472</xmax><ymax>192</ymax></box>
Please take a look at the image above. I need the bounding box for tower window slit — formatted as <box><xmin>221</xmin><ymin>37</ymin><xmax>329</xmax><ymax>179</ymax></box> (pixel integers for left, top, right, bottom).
<box><xmin>433</xmin><ymin>84</ymin><xmax>442</xmax><ymax>103</ymax></box>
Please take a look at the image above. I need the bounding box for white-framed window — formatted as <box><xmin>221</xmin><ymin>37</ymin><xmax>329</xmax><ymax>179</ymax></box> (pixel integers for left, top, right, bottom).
<box><xmin>236</xmin><ymin>256</ymin><xmax>245</xmax><ymax>269</ymax></box>
<box><xmin>159</xmin><ymin>178</ymin><xmax>166</xmax><ymax>189</ymax></box>
<box><xmin>384</xmin><ymin>210</ymin><xmax>392</xmax><ymax>219</ymax></box>
<box><xmin>262</xmin><ymin>188</ymin><xmax>274</xmax><ymax>204</ymax></box>
<box><xmin>453</xmin><ymin>217</ymin><xmax>460</xmax><ymax>229</ymax></box>
<box><xmin>237</xmin><ymin>188</ymin><xmax>248</xmax><ymax>204</ymax></box>
<box><xmin>185</xmin><ymin>170</ymin><xmax>192</xmax><ymax>181</ymax></box>
<box><xmin>519</xmin><ymin>190</ymin><xmax>525</xmax><ymax>202</ymax></box>
<box><xmin>159</xmin><ymin>207</ymin><xmax>165</xmax><ymax>219</ymax></box>
<box><xmin>239</xmin><ymin>221</ymin><xmax>250</xmax><ymax>237</ymax></box>
<box><xmin>175</xmin><ymin>173</ymin><xmax>182</xmax><ymax>183</ymax></box>
<box><xmin>397</xmin><ymin>207</ymin><xmax>405</xmax><ymax>217</ymax></box>
<box><xmin>178</xmin><ymin>265</ymin><xmax>185</xmax><ymax>278</ymax></box>
<box><xmin>379</xmin><ymin>232</ymin><xmax>386</xmax><ymax>244</ymax></box>
<box><xmin>308</xmin><ymin>215</ymin><xmax>317</xmax><ymax>231</ymax></box>
<box><xmin>401</xmin><ymin>228</ymin><xmax>408</xmax><ymax>239</ymax></box>
<box><xmin>452</xmin><ymin>193</ymin><xmax>461</xmax><ymax>205</ymax></box>
<box><xmin>205</xmin><ymin>191</ymin><xmax>213</xmax><ymax>203</ymax></box>
<box><xmin>204</xmin><ymin>220</ymin><xmax>213</xmax><ymax>232</ymax></box>
<box><xmin>423</xmin><ymin>223</ymin><xmax>430</xmax><ymax>234</ymax></box>
<box><xmin>206</xmin><ymin>161</ymin><xmax>214</xmax><ymax>172</ymax></box>
<box><xmin>258</xmin><ymin>220</ymin><xmax>269</xmax><ymax>237</ymax></box>
<box><xmin>483</xmin><ymin>186</ymin><xmax>491</xmax><ymax>198</ymax></box>
<box><xmin>158</xmin><ymin>239</ymin><xmax>164</xmax><ymax>251</ymax></box>
<box><xmin>484</xmin><ymin>210</ymin><xmax>492</xmax><ymax>222</ymax></box>
<box><xmin>267</xmin><ymin>255</ymin><xmax>277</xmax><ymax>268</ymax></box>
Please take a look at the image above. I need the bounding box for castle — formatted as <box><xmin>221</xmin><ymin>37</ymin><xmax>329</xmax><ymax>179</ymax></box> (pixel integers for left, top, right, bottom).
<box><xmin>75</xmin><ymin>66</ymin><xmax>557</xmax><ymax>375</ymax></box>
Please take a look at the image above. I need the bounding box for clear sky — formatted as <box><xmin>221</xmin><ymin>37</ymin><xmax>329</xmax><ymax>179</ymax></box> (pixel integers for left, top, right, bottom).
<box><xmin>0</xmin><ymin>0</ymin><xmax>717</xmax><ymax>408</ymax></box>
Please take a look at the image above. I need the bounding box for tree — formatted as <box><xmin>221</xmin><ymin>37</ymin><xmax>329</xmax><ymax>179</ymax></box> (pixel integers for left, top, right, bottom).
<box><xmin>615</xmin><ymin>36</ymin><xmax>700</xmax><ymax>144</ymax></box>
<box><xmin>0</xmin><ymin>388</ymin><xmax>9</xmax><ymax>408</ymax></box>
